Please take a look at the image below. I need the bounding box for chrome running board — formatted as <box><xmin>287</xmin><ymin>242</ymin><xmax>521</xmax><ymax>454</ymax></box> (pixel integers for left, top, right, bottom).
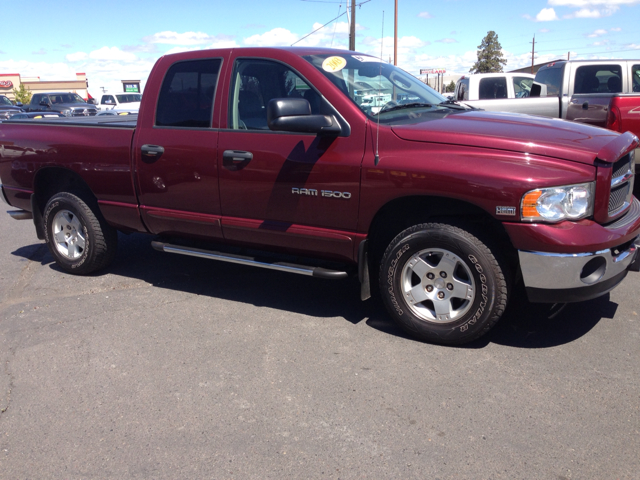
<box><xmin>151</xmin><ymin>241</ymin><xmax>349</xmax><ymax>279</ymax></box>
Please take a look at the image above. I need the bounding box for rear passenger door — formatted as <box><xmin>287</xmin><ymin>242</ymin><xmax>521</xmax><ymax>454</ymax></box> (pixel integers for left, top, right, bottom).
<box><xmin>134</xmin><ymin>57</ymin><xmax>224</xmax><ymax>239</ymax></box>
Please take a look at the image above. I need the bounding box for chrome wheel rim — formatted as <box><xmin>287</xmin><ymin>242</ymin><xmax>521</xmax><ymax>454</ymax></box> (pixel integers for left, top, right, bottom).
<box><xmin>401</xmin><ymin>248</ymin><xmax>475</xmax><ymax>324</ymax></box>
<box><xmin>51</xmin><ymin>209</ymin><xmax>86</xmax><ymax>260</ymax></box>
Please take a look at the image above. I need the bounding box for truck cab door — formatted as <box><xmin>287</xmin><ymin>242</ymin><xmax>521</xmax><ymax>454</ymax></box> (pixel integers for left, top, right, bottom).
<box><xmin>217</xmin><ymin>56</ymin><xmax>366</xmax><ymax>262</ymax></box>
<box><xmin>134</xmin><ymin>57</ymin><xmax>224</xmax><ymax>239</ymax></box>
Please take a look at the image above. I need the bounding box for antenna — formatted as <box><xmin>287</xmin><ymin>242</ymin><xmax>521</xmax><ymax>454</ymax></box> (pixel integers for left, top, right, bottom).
<box><xmin>374</xmin><ymin>11</ymin><xmax>384</xmax><ymax>166</ymax></box>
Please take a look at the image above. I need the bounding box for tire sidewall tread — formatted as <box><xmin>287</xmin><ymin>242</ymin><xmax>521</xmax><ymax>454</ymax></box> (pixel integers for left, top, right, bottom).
<box><xmin>42</xmin><ymin>192</ymin><xmax>116</xmax><ymax>275</ymax></box>
<box><xmin>379</xmin><ymin>222</ymin><xmax>508</xmax><ymax>345</ymax></box>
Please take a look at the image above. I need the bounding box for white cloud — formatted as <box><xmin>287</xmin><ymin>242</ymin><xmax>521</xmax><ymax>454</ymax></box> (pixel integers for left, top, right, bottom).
<box><xmin>587</xmin><ymin>28</ymin><xmax>608</xmax><ymax>37</ymax></box>
<box><xmin>610</xmin><ymin>27</ymin><xmax>622</xmax><ymax>31</ymax></box>
<box><xmin>66</xmin><ymin>52</ymin><xmax>88</xmax><ymax>62</ymax></box>
<box><xmin>88</xmin><ymin>47</ymin><xmax>138</xmax><ymax>62</ymax></box>
<box><xmin>143</xmin><ymin>31</ymin><xmax>222</xmax><ymax>46</ymax></box>
<box><xmin>573</xmin><ymin>8</ymin><xmax>603</xmax><ymax>16</ymax></box>
<box><xmin>563</xmin><ymin>6</ymin><xmax>619</xmax><ymax>17</ymax></box>
<box><xmin>418</xmin><ymin>12</ymin><xmax>433</xmax><ymax>19</ymax></box>
<box><xmin>244</xmin><ymin>28</ymin><xmax>300</xmax><ymax>47</ymax></box>
<box><xmin>536</xmin><ymin>8</ymin><xmax>560</xmax><ymax>21</ymax></box>
<box><xmin>549</xmin><ymin>0</ymin><xmax>639</xmax><ymax>6</ymax></box>
<box><xmin>437</xmin><ymin>38</ymin><xmax>458</xmax><ymax>44</ymax></box>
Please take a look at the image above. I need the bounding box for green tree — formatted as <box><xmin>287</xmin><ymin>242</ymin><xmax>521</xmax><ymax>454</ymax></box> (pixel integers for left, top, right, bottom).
<box><xmin>469</xmin><ymin>31</ymin><xmax>507</xmax><ymax>73</ymax></box>
<box><xmin>446</xmin><ymin>80</ymin><xmax>456</xmax><ymax>92</ymax></box>
<box><xmin>12</xmin><ymin>83</ymin><xmax>32</xmax><ymax>105</ymax></box>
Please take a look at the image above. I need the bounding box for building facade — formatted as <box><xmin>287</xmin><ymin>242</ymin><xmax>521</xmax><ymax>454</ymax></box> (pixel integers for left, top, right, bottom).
<box><xmin>0</xmin><ymin>73</ymin><xmax>89</xmax><ymax>101</ymax></box>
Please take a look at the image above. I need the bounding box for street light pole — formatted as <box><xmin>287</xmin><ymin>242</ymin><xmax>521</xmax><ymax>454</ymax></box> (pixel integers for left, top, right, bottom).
<box><xmin>349</xmin><ymin>1</ymin><xmax>356</xmax><ymax>50</ymax></box>
<box><xmin>394</xmin><ymin>0</ymin><xmax>398</xmax><ymax>65</ymax></box>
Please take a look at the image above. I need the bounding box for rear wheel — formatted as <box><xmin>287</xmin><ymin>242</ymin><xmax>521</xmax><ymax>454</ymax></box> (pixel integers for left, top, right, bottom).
<box><xmin>379</xmin><ymin>222</ymin><xmax>509</xmax><ymax>345</ymax></box>
<box><xmin>42</xmin><ymin>192</ymin><xmax>117</xmax><ymax>274</ymax></box>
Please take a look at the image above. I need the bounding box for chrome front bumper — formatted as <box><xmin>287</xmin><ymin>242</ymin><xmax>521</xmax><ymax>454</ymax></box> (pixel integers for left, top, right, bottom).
<box><xmin>519</xmin><ymin>236</ymin><xmax>639</xmax><ymax>303</ymax></box>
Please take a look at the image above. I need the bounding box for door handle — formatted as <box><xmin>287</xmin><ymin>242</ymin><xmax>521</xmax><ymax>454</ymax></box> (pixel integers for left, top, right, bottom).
<box><xmin>223</xmin><ymin>150</ymin><xmax>253</xmax><ymax>170</ymax></box>
<box><xmin>141</xmin><ymin>144</ymin><xmax>165</xmax><ymax>163</ymax></box>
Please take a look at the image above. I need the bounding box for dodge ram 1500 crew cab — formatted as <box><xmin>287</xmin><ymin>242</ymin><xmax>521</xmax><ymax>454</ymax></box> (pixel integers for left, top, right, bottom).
<box><xmin>1</xmin><ymin>47</ymin><xmax>639</xmax><ymax>345</ymax></box>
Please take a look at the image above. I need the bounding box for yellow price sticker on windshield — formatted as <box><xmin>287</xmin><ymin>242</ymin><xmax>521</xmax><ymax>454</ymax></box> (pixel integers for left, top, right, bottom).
<box><xmin>322</xmin><ymin>56</ymin><xmax>347</xmax><ymax>73</ymax></box>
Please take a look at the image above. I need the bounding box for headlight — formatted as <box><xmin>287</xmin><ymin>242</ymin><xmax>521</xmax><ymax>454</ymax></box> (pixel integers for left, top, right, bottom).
<box><xmin>61</xmin><ymin>110</ymin><xmax>72</xmax><ymax>117</ymax></box>
<box><xmin>521</xmin><ymin>182</ymin><xmax>594</xmax><ymax>223</ymax></box>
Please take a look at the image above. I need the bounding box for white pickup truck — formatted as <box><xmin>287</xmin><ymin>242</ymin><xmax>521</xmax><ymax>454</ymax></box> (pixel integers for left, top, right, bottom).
<box><xmin>97</xmin><ymin>92</ymin><xmax>142</xmax><ymax>111</ymax></box>
<box><xmin>454</xmin><ymin>73</ymin><xmax>535</xmax><ymax>105</ymax></box>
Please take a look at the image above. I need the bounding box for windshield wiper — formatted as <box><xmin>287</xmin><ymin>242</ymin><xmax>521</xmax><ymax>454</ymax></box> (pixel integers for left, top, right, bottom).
<box><xmin>437</xmin><ymin>100</ymin><xmax>478</xmax><ymax>111</ymax></box>
<box><xmin>376</xmin><ymin>102</ymin><xmax>433</xmax><ymax>114</ymax></box>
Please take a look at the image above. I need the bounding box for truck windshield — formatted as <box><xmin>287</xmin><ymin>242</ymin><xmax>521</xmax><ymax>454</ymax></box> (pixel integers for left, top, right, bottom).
<box><xmin>50</xmin><ymin>93</ymin><xmax>86</xmax><ymax>104</ymax></box>
<box><xmin>116</xmin><ymin>94</ymin><xmax>142</xmax><ymax>103</ymax></box>
<box><xmin>304</xmin><ymin>53</ymin><xmax>448</xmax><ymax>121</ymax></box>
<box><xmin>0</xmin><ymin>96</ymin><xmax>13</xmax><ymax>106</ymax></box>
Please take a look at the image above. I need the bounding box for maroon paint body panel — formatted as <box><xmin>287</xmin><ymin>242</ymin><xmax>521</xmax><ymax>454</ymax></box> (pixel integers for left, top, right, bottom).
<box><xmin>0</xmin><ymin>46</ymin><xmax>639</xmax><ymax>267</ymax></box>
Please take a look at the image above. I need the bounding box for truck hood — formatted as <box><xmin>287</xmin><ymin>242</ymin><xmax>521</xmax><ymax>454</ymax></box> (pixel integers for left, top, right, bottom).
<box><xmin>391</xmin><ymin>110</ymin><xmax>638</xmax><ymax>165</ymax></box>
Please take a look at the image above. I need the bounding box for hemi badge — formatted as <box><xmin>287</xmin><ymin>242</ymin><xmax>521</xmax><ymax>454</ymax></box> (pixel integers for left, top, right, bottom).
<box><xmin>496</xmin><ymin>206</ymin><xmax>516</xmax><ymax>216</ymax></box>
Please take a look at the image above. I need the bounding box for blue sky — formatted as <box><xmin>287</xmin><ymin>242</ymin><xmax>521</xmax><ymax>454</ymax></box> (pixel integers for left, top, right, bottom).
<box><xmin>1</xmin><ymin>0</ymin><xmax>639</xmax><ymax>95</ymax></box>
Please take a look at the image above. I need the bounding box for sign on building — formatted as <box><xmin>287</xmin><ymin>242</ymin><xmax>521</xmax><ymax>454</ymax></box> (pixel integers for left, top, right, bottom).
<box><xmin>420</xmin><ymin>68</ymin><xmax>446</xmax><ymax>75</ymax></box>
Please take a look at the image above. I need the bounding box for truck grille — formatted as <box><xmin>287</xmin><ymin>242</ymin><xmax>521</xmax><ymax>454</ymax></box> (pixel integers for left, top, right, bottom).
<box><xmin>71</xmin><ymin>107</ymin><xmax>97</xmax><ymax>116</ymax></box>
<box><xmin>608</xmin><ymin>153</ymin><xmax>634</xmax><ymax>217</ymax></box>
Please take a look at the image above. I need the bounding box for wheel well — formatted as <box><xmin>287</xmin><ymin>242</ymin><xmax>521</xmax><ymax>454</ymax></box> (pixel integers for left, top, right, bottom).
<box><xmin>367</xmin><ymin>196</ymin><xmax>518</xmax><ymax>275</ymax></box>
<box><xmin>33</xmin><ymin>167</ymin><xmax>96</xmax><ymax>215</ymax></box>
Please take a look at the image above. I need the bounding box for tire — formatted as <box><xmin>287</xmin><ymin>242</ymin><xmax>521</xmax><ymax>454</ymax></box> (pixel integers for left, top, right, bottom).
<box><xmin>42</xmin><ymin>192</ymin><xmax>117</xmax><ymax>274</ymax></box>
<box><xmin>379</xmin><ymin>222</ymin><xmax>509</xmax><ymax>345</ymax></box>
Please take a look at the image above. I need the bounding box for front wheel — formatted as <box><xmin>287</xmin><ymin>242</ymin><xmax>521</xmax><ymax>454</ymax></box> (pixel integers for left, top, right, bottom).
<box><xmin>379</xmin><ymin>222</ymin><xmax>509</xmax><ymax>345</ymax></box>
<box><xmin>42</xmin><ymin>192</ymin><xmax>117</xmax><ymax>274</ymax></box>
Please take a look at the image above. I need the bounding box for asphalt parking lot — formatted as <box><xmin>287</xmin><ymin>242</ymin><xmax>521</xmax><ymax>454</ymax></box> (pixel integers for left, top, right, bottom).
<box><xmin>0</xmin><ymin>209</ymin><xmax>638</xmax><ymax>479</ymax></box>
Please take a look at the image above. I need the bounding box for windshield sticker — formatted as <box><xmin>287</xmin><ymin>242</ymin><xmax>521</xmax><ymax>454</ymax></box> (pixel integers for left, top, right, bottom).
<box><xmin>353</xmin><ymin>55</ymin><xmax>380</xmax><ymax>63</ymax></box>
<box><xmin>322</xmin><ymin>56</ymin><xmax>347</xmax><ymax>73</ymax></box>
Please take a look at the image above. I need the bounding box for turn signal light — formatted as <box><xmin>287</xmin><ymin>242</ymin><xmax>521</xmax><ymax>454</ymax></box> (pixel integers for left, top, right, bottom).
<box><xmin>522</xmin><ymin>190</ymin><xmax>543</xmax><ymax>218</ymax></box>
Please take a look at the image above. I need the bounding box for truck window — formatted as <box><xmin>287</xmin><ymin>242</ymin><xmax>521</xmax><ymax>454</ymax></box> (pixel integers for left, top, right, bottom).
<box><xmin>102</xmin><ymin>95</ymin><xmax>115</xmax><ymax>105</ymax></box>
<box><xmin>228</xmin><ymin>59</ymin><xmax>321</xmax><ymax>130</ymax></box>
<box><xmin>478</xmin><ymin>77</ymin><xmax>508</xmax><ymax>100</ymax></box>
<box><xmin>633</xmin><ymin>65</ymin><xmax>640</xmax><ymax>93</ymax></box>
<box><xmin>574</xmin><ymin>65</ymin><xmax>622</xmax><ymax>94</ymax></box>
<box><xmin>457</xmin><ymin>78</ymin><xmax>469</xmax><ymax>101</ymax></box>
<box><xmin>155</xmin><ymin>59</ymin><xmax>221</xmax><ymax>128</ymax></box>
<box><xmin>513</xmin><ymin>76</ymin><xmax>533</xmax><ymax>98</ymax></box>
<box><xmin>535</xmin><ymin>64</ymin><xmax>564</xmax><ymax>97</ymax></box>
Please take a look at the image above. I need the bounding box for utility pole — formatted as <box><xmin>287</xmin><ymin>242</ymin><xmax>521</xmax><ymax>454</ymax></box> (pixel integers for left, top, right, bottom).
<box><xmin>349</xmin><ymin>1</ymin><xmax>356</xmax><ymax>51</ymax></box>
<box><xmin>530</xmin><ymin>35</ymin><xmax>535</xmax><ymax>74</ymax></box>
<box><xmin>394</xmin><ymin>0</ymin><xmax>398</xmax><ymax>65</ymax></box>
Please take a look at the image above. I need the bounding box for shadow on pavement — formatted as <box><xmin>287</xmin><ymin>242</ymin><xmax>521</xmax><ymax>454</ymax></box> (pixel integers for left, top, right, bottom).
<box><xmin>12</xmin><ymin>231</ymin><xmax>613</xmax><ymax>348</ymax></box>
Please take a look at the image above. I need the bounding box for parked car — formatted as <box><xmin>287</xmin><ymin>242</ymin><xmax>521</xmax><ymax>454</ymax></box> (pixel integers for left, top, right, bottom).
<box><xmin>455</xmin><ymin>73</ymin><xmax>535</xmax><ymax>103</ymax></box>
<box><xmin>1</xmin><ymin>47</ymin><xmax>639</xmax><ymax>346</ymax></box>
<box><xmin>454</xmin><ymin>61</ymin><xmax>640</xmax><ymax>152</ymax></box>
<box><xmin>96</xmin><ymin>109</ymin><xmax>138</xmax><ymax>116</ymax></box>
<box><xmin>23</xmin><ymin>92</ymin><xmax>97</xmax><ymax>116</ymax></box>
<box><xmin>0</xmin><ymin>94</ymin><xmax>24</xmax><ymax>120</ymax></box>
<box><xmin>97</xmin><ymin>92</ymin><xmax>142</xmax><ymax>111</ymax></box>
<box><xmin>8</xmin><ymin>112</ymin><xmax>65</xmax><ymax>119</ymax></box>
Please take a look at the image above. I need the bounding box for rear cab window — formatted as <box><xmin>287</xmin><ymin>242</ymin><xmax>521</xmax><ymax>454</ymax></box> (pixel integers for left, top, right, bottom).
<box><xmin>632</xmin><ymin>64</ymin><xmax>640</xmax><ymax>93</ymax></box>
<box><xmin>478</xmin><ymin>77</ymin><xmax>507</xmax><ymax>99</ymax></box>
<box><xmin>155</xmin><ymin>59</ymin><xmax>221</xmax><ymax>128</ymax></box>
<box><xmin>574</xmin><ymin>64</ymin><xmax>623</xmax><ymax>94</ymax></box>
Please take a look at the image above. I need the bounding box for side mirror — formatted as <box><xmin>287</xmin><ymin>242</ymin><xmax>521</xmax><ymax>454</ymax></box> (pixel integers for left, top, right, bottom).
<box><xmin>15</xmin><ymin>102</ymin><xmax>23</xmax><ymax>107</ymax></box>
<box><xmin>39</xmin><ymin>100</ymin><xmax>50</xmax><ymax>107</ymax></box>
<box><xmin>267</xmin><ymin>98</ymin><xmax>341</xmax><ymax>135</ymax></box>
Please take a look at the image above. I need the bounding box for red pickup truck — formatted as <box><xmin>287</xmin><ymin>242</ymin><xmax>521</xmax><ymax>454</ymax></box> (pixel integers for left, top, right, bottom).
<box><xmin>1</xmin><ymin>47</ymin><xmax>639</xmax><ymax>345</ymax></box>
